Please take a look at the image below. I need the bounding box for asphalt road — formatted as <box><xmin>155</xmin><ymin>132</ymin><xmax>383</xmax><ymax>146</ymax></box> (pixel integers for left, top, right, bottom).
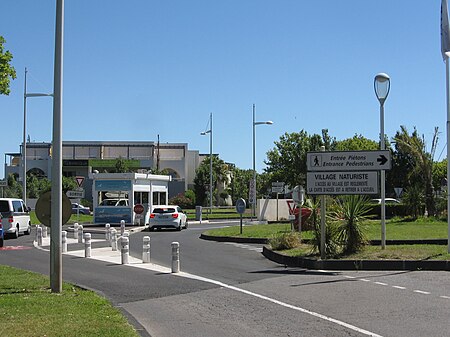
<box><xmin>1</xmin><ymin>222</ymin><xmax>449</xmax><ymax>337</ymax></box>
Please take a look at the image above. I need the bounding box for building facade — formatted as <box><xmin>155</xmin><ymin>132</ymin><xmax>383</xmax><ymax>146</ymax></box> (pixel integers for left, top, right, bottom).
<box><xmin>4</xmin><ymin>141</ymin><xmax>201</xmax><ymax>201</ymax></box>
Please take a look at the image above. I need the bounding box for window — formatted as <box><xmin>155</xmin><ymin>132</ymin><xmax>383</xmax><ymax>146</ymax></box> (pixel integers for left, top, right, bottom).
<box><xmin>0</xmin><ymin>201</ymin><xmax>9</xmax><ymax>212</ymax></box>
<box><xmin>12</xmin><ymin>201</ymin><xmax>23</xmax><ymax>212</ymax></box>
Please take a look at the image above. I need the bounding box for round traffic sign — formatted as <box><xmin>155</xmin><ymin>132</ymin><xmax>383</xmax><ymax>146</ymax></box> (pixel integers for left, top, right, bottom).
<box><xmin>236</xmin><ymin>198</ymin><xmax>246</xmax><ymax>214</ymax></box>
<box><xmin>134</xmin><ymin>204</ymin><xmax>144</xmax><ymax>214</ymax></box>
<box><xmin>35</xmin><ymin>191</ymin><xmax>72</xmax><ymax>227</ymax></box>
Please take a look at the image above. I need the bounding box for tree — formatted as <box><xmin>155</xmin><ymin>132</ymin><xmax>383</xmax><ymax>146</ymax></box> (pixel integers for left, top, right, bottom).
<box><xmin>394</xmin><ymin>126</ymin><xmax>438</xmax><ymax>216</ymax></box>
<box><xmin>114</xmin><ymin>157</ymin><xmax>129</xmax><ymax>173</ymax></box>
<box><xmin>0</xmin><ymin>36</ymin><xmax>17</xmax><ymax>95</ymax></box>
<box><xmin>335</xmin><ymin>134</ymin><xmax>378</xmax><ymax>151</ymax></box>
<box><xmin>194</xmin><ymin>155</ymin><xmax>228</xmax><ymax>206</ymax></box>
<box><xmin>264</xmin><ymin>129</ymin><xmax>335</xmax><ymax>188</ymax></box>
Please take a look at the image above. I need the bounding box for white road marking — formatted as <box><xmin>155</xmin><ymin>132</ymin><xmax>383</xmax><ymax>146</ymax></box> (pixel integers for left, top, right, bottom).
<box><xmin>34</xmin><ymin>240</ymin><xmax>383</xmax><ymax>337</ymax></box>
<box><xmin>413</xmin><ymin>290</ymin><xmax>431</xmax><ymax>295</ymax></box>
<box><xmin>360</xmin><ymin>278</ymin><xmax>371</xmax><ymax>282</ymax></box>
<box><xmin>374</xmin><ymin>282</ymin><xmax>388</xmax><ymax>286</ymax></box>
<box><xmin>440</xmin><ymin>296</ymin><xmax>450</xmax><ymax>299</ymax></box>
<box><xmin>392</xmin><ymin>286</ymin><xmax>406</xmax><ymax>290</ymax></box>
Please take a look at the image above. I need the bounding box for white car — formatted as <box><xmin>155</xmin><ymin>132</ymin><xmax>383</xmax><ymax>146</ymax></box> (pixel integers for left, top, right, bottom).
<box><xmin>370</xmin><ymin>198</ymin><xmax>400</xmax><ymax>204</ymax></box>
<box><xmin>148</xmin><ymin>205</ymin><xmax>188</xmax><ymax>231</ymax></box>
<box><xmin>0</xmin><ymin>198</ymin><xmax>31</xmax><ymax>238</ymax></box>
<box><xmin>100</xmin><ymin>199</ymin><xmax>129</xmax><ymax>206</ymax></box>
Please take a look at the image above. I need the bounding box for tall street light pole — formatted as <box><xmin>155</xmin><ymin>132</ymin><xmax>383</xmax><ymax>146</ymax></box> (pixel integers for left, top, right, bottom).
<box><xmin>23</xmin><ymin>68</ymin><xmax>53</xmax><ymax>206</ymax></box>
<box><xmin>252</xmin><ymin>104</ymin><xmax>273</xmax><ymax>219</ymax></box>
<box><xmin>201</xmin><ymin>113</ymin><xmax>213</xmax><ymax>213</ymax></box>
<box><xmin>374</xmin><ymin>73</ymin><xmax>390</xmax><ymax>250</ymax></box>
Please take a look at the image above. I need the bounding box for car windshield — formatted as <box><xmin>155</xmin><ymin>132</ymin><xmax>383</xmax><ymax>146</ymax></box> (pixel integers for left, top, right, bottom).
<box><xmin>153</xmin><ymin>208</ymin><xmax>176</xmax><ymax>214</ymax></box>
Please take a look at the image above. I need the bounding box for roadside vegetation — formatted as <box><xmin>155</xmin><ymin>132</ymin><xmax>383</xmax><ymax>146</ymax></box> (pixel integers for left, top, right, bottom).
<box><xmin>0</xmin><ymin>265</ymin><xmax>139</xmax><ymax>337</ymax></box>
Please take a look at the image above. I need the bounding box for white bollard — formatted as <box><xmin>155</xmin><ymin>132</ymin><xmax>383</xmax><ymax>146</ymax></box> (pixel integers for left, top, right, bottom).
<box><xmin>111</xmin><ymin>228</ymin><xmax>118</xmax><ymax>251</ymax></box>
<box><xmin>78</xmin><ymin>225</ymin><xmax>84</xmax><ymax>243</ymax></box>
<box><xmin>120</xmin><ymin>220</ymin><xmax>125</xmax><ymax>236</ymax></box>
<box><xmin>62</xmin><ymin>231</ymin><xmax>67</xmax><ymax>253</ymax></box>
<box><xmin>105</xmin><ymin>223</ymin><xmax>110</xmax><ymax>242</ymax></box>
<box><xmin>142</xmin><ymin>236</ymin><xmax>151</xmax><ymax>263</ymax></box>
<box><xmin>37</xmin><ymin>226</ymin><xmax>43</xmax><ymax>246</ymax></box>
<box><xmin>42</xmin><ymin>226</ymin><xmax>48</xmax><ymax>238</ymax></box>
<box><xmin>84</xmin><ymin>233</ymin><xmax>91</xmax><ymax>258</ymax></box>
<box><xmin>121</xmin><ymin>236</ymin><xmax>129</xmax><ymax>265</ymax></box>
<box><xmin>171</xmin><ymin>242</ymin><xmax>180</xmax><ymax>273</ymax></box>
<box><xmin>73</xmin><ymin>223</ymin><xmax>79</xmax><ymax>240</ymax></box>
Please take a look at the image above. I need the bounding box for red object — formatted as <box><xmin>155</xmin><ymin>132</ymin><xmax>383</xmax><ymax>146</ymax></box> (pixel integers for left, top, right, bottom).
<box><xmin>172</xmin><ymin>213</ymin><xmax>179</xmax><ymax>219</ymax></box>
<box><xmin>8</xmin><ymin>216</ymin><xmax>13</xmax><ymax>223</ymax></box>
<box><xmin>150</xmin><ymin>213</ymin><xmax>155</xmax><ymax>219</ymax></box>
<box><xmin>293</xmin><ymin>207</ymin><xmax>312</xmax><ymax>226</ymax></box>
<box><xmin>134</xmin><ymin>204</ymin><xmax>144</xmax><ymax>214</ymax></box>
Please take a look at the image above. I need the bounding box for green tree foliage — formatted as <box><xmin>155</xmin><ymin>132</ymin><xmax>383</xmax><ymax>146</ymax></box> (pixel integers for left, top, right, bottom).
<box><xmin>394</xmin><ymin>126</ymin><xmax>438</xmax><ymax>216</ymax></box>
<box><xmin>265</xmin><ymin>129</ymin><xmax>335</xmax><ymax>188</ymax></box>
<box><xmin>0</xmin><ymin>36</ymin><xmax>16</xmax><ymax>95</ymax></box>
<box><xmin>4</xmin><ymin>174</ymin><xmax>22</xmax><ymax>198</ymax></box>
<box><xmin>432</xmin><ymin>159</ymin><xmax>447</xmax><ymax>192</ymax></box>
<box><xmin>193</xmin><ymin>155</ymin><xmax>228</xmax><ymax>206</ymax></box>
<box><xmin>114</xmin><ymin>157</ymin><xmax>129</xmax><ymax>173</ymax></box>
<box><xmin>402</xmin><ymin>184</ymin><xmax>425</xmax><ymax>219</ymax></box>
<box><xmin>334</xmin><ymin>134</ymin><xmax>378</xmax><ymax>151</ymax></box>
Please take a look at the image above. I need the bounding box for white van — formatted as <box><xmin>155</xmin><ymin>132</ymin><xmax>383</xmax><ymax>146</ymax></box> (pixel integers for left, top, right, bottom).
<box><xmin>0</xmin><ymin>198</ymin><xmax>31</xmax><ymax>238</ymax></box>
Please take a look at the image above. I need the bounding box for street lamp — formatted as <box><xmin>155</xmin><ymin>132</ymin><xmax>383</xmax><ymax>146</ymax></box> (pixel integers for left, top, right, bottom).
<box><xmin>23</xmin><ymin>67</ymin><xmax>53</xmax><ymax>205</ymax></box>
<box><xmin>374</xmin><ymin>73</ymin><xmax>390</xmax><ymax>250</ymax></box>
<box><xmin>252</xmin><ymin>104</ymin><xmax>273</xmax><ymax>219</ymax></box>
<box><xmin>201</xmin><ymin>113</ymin><xmax>213</xmax><ymax>213</ymax></box>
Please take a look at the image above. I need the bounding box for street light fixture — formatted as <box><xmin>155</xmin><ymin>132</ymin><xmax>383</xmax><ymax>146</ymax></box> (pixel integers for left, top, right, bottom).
<box><xmin>252</xmin><ymin>104</ymin><xmax>273</xmax><ymax>219</ymax></box>
<box><xmin>374</xmin><ymin>73</ymin><xmax>390</xmax><ymax>250</ymax></box>
<box><xmin>201</xmin><ymin>113</ymin><xmax>213</xmax><ymax>213</ymax></box>
<box><xmin>23</xmin><ymin>67</ymin><xmax>53</xmax><ymax>205</ymax></box>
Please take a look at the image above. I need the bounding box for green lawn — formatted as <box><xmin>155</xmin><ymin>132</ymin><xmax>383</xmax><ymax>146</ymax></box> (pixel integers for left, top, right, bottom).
<box><xmin>0</xmin><ymin>265</ymin><xmax>139</xmax><ymax>337</ymax></box>
<box><xmin>205</xmin><ymin>218</ymin><xmax>449</xmax><ymax>241</ymax></box>
<box><xmin>30</xmin><ymin>211</ymin><xmax>93</xmax><ymax>225</ymax></box>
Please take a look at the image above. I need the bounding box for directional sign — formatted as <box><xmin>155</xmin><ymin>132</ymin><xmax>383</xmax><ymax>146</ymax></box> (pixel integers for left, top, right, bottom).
<box><xmin>0</xmin><ymin>180</ymin><xmax>7</xmax><ymax>187</ymax></box>
<box><xmin>307</xmin><ymin>150</ymin><xmax>391</xmax><ymax>172</ymax></box>
<box><xmin>67</xmin><ymin>190</ymin><xmax>85</xmax><ymax>199</ymax></box>
<box><xmin>271</xmin><ymin>181</ymin><xmax>285</xmax><ymax>193</ymax></box>
<box><xmin>307</xmin><ymin>171</ymin><xmax>379</xmax><ymax>195</ymax></box>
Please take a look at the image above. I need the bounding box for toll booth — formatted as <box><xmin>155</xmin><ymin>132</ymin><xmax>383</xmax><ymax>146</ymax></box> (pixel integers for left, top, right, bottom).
<box><xmin>92</xmin><ymin>172</ymin><xmax>171</xmax><ymax>225</ymax></box>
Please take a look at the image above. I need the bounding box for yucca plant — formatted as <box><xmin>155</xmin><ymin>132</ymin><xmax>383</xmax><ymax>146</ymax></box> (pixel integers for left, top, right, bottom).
<box><xmin>329</xmin><ymin>195</ymin><xmax>372</xmax><ymax>255</ymax></box>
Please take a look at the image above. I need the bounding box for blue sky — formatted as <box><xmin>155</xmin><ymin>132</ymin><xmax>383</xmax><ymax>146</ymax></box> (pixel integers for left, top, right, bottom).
<box><xmin>0</xmin><ymin>1</ymin><xmax>447</xmax><ymax>178</ymax></box>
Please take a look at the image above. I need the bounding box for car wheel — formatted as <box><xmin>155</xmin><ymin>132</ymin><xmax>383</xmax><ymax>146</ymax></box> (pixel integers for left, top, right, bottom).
<box><xmin>149</xmin><ymin>227</ymin><xmax>154</xmax><ymax>232</ymax></box>
<box><xmin>177</xmin><ymin>222</ymin><xmax>182</xmax><ymax>231</ymax></box>
<box><xmin>0</xmin><ymin>238</ymin><xmax>3</xmax><ymax>247</ymax></box>
<box><xmin>25</xmin><ymin>223</ymin><xmax>31</xmax><ymax>235</ymax></box>
<box><xmin>184</xmin><ymin>220</ymin><xmax>188</xmax><ymax>229</ymax></box>
<box><xmin>13</xmin><ymin>225</ymin><xmax>19</xmax><ymax>239</ymax></box>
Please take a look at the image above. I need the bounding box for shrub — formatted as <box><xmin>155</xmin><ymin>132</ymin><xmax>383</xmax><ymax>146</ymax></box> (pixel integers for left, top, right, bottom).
<box><xmin>169</xmin><ymin>193</ymin><xmax>195</xmax><ymax>209</ymax></box>
<box><xmin>269</xmin><ymin>232</ymin><xmax>300</xmax><ymax>250</ymax></box>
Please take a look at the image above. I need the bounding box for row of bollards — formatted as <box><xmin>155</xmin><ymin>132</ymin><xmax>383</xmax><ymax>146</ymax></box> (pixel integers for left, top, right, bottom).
<box><xmin>34</xmin><ymin>223</ymin><xmax>181</xmax><ymax>273</ymax></box>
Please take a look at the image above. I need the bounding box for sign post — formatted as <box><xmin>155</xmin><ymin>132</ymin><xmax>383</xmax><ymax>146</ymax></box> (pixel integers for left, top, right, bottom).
<box><xmin>236</xmin><ymin>198</ymin><xmax>246</xmax><ymax>234</ymax></box>
<box><xmin>272</xmin><ymin>182</ymin><xmax>284</xmax><ymax>221</ymax></box>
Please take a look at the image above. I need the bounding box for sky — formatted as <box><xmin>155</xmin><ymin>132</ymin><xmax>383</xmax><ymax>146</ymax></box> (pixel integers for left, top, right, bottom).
<box><xmin>0</xmin><ymin>1</ymin><xmax>448</xmax><ymax>178</ymax></box>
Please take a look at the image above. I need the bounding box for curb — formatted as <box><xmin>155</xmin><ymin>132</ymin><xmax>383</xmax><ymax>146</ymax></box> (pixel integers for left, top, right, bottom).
<box><xmin>200</xmin><ymin>234</ymin><xmax>450</xmax><ymax>271</ymax></box>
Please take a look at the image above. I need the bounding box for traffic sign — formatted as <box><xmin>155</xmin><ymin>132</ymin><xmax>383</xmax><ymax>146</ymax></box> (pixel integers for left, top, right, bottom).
<box><xmin>307</xmin><ymin>150</ymin><xmax>391</xmax><ymax>172</ymax></box>
<box><xmin>75</xmin><ymin>176</ymin><xmax>85</xmax><ymax>188</ymax></box>
<box><xmin>271</xmin><ymin>182</ymin><xmax>285</xmax><ymax>193</ymax></box>
<box><xmin>236</xmin><ymin>198</ymin><xmax>246</xmax><ymax>214</ymax></box>
<box><xmin>307</xmin><ymin>171</ymin><xmax>379</xmax><ymax>195</ymax></box>
<box><xmin>134</xmin><ymin>204</ymin><xmax>144</xmax><ymax>214</ymax></box>
<box><xmin>67</xmin><ymin>190</ymin><xmax>85</xmax><ymax>199</ymax></box>
<box><xmin>0</xmin><ymin>180</ymin><xmax>7</xmax><ymax>187</ymax></box>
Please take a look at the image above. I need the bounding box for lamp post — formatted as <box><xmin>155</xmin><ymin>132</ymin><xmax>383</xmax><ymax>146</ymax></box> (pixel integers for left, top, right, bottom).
<box><xmin>374</xmin><ymin>73</ymin><xmax>390</xmax><ymax>250</ymax></box>
<box><xmin>201</xmin><ymin>113</ymin><xmax>213</xmax><ymax>214</ymax></box>
<box><xmin>252</xmin><ymin>104</ymin><xmax>273</xmax><ymax>218</ymax></box>
<box><xmin>23</xmin><ymin>67</ymin><xmax>53</xmax><ymax>206</ymax></box>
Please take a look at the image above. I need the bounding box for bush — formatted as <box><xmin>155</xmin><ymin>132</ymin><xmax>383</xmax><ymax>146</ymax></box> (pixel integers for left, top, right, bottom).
<box><xmin>269</xmin><ymin>232</ymin><xmax>300</xmax><ymax>250</ymax></box>
<box><xmin>169</xmin><ymin>193</ymin><xmax>195</xmax><ymax>209</ymax></box>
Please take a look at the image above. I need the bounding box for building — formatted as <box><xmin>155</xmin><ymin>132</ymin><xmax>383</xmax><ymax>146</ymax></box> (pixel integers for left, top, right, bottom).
<box><xmin>4</xmin><ymin>141</ymin><xmax>201</xmax><ymax>201</ymax></box>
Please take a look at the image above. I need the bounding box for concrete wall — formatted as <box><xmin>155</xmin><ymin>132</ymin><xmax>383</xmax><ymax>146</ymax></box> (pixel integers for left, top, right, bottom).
<box><xmin>256</xmin><ymin>198</ymin><xmax>296</xmax><ymax>221</ymax></box>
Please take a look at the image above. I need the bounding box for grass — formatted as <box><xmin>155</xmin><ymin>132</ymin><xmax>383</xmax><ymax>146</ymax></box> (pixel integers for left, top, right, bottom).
<box><xmin>204</xmin><ymin>218</ymin><xmax>450</xmax><ymax>260</ymax></box>
<box><xmin>30</xmin><ymin>211</ymin><xmax>94</xmax><ymax>225</ymax></box>
<box><xmin>0</xmin><ymin>265</ymin><xmax>139</xmax><ymax>337</ymax></box>
<box><xmin>185</xmin><ymin>207</ymin><xmax>253</xmax><ymax>220</ymax></box>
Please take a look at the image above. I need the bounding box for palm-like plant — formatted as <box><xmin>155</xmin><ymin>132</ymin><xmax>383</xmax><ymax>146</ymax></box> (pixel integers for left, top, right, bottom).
<box><xmin>329</xmin><ymin>195</ymin><xmax>372</xmax><ymax>255</ymax></box>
